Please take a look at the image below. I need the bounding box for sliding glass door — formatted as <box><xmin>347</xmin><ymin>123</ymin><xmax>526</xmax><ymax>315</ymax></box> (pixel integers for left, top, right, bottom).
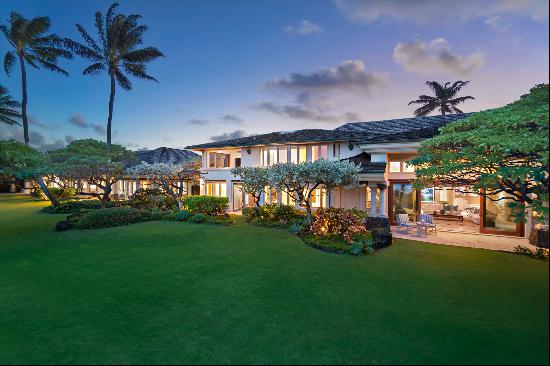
<box><xmin>389</xmin><ymin>181</ymin><xmax>419</xmax><ymax>224</ymax></box>
<box><xmin>480</xmin><ymin>192</ymin><xmax>524</xmax><ymax>236</ymax></box>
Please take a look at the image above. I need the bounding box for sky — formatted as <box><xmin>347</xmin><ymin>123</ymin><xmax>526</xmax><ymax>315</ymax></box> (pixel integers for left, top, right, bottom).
<box><xmin>1</xmin><ymin>0</ymin><xmax>548</xmax><ymax>151</ymax></box>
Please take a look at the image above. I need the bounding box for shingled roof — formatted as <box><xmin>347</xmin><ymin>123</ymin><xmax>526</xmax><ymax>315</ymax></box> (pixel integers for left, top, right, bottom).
<box><xmin>186</xmin><ymin>129</ymin><xmax>357</xmax><ymax>149</ymax></box>
<box><xmin>135</xmin><ymin>147</ymin><xmax>199</xmax><ymax>164</ymax></box>
<box><xmin>335</xmin><ymin>113</ymin><xmax>471</xmax><ymax>142</ymax></box>
<box><xmin>185</xmin><ymin>113</ymin><xmax>472</xmax><ymax>149</ymax></box>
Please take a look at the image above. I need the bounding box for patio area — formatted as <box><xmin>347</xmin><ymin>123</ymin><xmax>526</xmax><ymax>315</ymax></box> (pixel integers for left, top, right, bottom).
<box><xmin>391</xmin><ymin>226</ymin><xmax>533</xmax><ymax>252</ymax></box>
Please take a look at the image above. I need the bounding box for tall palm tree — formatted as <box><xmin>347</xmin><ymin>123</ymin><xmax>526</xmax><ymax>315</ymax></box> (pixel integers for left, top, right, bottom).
<box><xmin>64</xmin><ymin>2</ymin><xmax>163</xmax><ymax>154</ymax></box>
<box><xmin>2</xmin><ymin>12</ymin><xmax>72</xmax><ymax>144</ymax></box>
<box><xmin>408</xmin><ymin>81</ymin><xmax>475</xmax><ymax>116</ymax></box>
<box><xmin>0</xmin><ymin>85</ymin><xmax>22</xmax><ymax>126</ymax></box>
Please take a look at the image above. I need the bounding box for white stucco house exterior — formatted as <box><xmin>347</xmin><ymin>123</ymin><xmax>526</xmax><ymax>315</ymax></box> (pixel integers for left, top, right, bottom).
<box><xmin>187</xmin><ymin>113</ymin><xmax>532</xmax><ymax>238</ymax></box>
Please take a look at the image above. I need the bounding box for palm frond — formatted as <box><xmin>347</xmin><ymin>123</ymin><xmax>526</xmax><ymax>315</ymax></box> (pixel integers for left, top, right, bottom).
<box><xmin>76</xmin><ymin>24</ymin><xmax>102</xmax><ymax>53</ymax></box>
<box><xmin>123</xmin><ymin>62</ymin><xmax>157</xmax><ymax>81</ymax></box>
<box><xmin>449</xmin><ymin>95</ymin><xmax>475</xmax><ymax>105</ymax></box>
<box><xmin>0</xmin><ymin>85</ymin><xmax>22</xmax><ymax>125</ymax></box>
<box><xmin>64</xmin><ymin>38</ymin><xmax>103</xmax><ymax>62</ymax></box>
<box><xmin>24</xmin><ymin>16</ymin><xmax>50</xmax><ymax>38</ymax></box>
<box><xmin>83</xmin><ymin>62</ymin><xmax>105</xmax><ymax>75</ymax></box>
<box><xmin>114</xmin><ymin>69</ymin><xmax>132</xmax><ymax>90</ymax></box>
<box><xmin>3</xmin><ymin>51</ymin><xmax>16</xmax><ymax>75</ymax></box>
<box><xmin>413</xmin><ymin>103</ymin><xmax>438</xmax><ymax>117</ymax></box>
<box><xmin>121</xmin><ymin>47</ymin><xmax>163</xmax><ymax>63</ymax></box>
<box><xmin>35</xmin><ymin>58</ymin><xmax>69</xmax><ymax>75</ymax></box>
<box><xmin>95</xmin><ymin>11</ymin><xmax>107</xmax><ymax>49</ymax></box>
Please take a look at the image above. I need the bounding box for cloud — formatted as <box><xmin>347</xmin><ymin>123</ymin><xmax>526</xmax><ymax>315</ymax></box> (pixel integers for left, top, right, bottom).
<box><xmin>68</xmin><ymin>114</ymin><xmax>105</xmax><ymax>135</ymax></box>
<box><xmin>65</xmin><ymin>135</ymin><xmax>76</xmax><ymax>144</ymax></box>
<box><xmin>484</xmin><ymin>15</ymin><xmax>509</xmax><ymax>32</ymax></box>
<box><xmin>393</xmin><ymin>38</ymin><xmax>484</xmax><ymax>76</ymax></box>
<box><xmin>254</xmin><ymin>102</ymin><xmax>360</xmax><ymax>123</ymax></box>
<box><xmin>187</xmin><ymin>118</ymin><xmax>209</xmax><ymax>126</ymax></box>
<box><xmin>210</xmin><ymin>130</ymin><xmax>248</xmax><ymax>142</ymax></box>
<box><xmin>28</xmin><ymin>115</ymin><xmax>48</xmax><ymax>128</ymax></box>
<box><xmin>220</xmin><ymin>114</ymin><xmax>244</xmax><ymax>125</ymax></box>
<box><xmin>285</xmin><ymin>20</ymin><xmax>323</xmax><ymax>35</ymax></box>
<box><xmin>266</xmin><ymin>60</ymin><xmax>388</xmax><ymax>94</ymax></box>
<box><xmin>334</xmin><ymin>0</ymin><xmax>549</xmax><ymax>24</ymax></box>
<box><xmin>0</xmin><ymin>125</ymin><xmax>67</xmax><ymax>151</ymax></box>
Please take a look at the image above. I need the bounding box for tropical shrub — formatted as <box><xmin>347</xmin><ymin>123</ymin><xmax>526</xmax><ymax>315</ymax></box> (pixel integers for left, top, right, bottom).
<box><xmin>243</xmin><ymin>204</ymin><xmax>302</xmax><ymax>225</ymax></box>
<box><xmin>514</xmin><ymin>245</ymin><xmax>549</xmax><ymax>261</ymax></box>
<box><xmin>311</xmin><ymin>208</ymin><xmax>367</xmax><ymax>243</ymax></box>
<box><xmin>129</xmin><ymin>188</ymin><xmax>177</xmax><ymax>210</ymax></box>
<box><xmin>175</xmin><ymin>210</ymin><xmax>193</xmax><ymax>222</ymax></box>
<box><xmin>181</xmin><ymin>196</ymin><xmax>228</xmax><ymax>216</ymax></box>
<box><xmin>189</xmin><ymin>213</ymin><xmax>208</xmax><ymax>223</ymax></box>
<box><xmin>33</xmin><ymin>186</ymin><xmax>77</xmax><ymax>201</ymax></box>
<box><xmin>76</xmin><ymin>207</ymin><xmax>152</xmax><ymax>229</ymax></box>
<box><xmin>242</xmin><ymin>206</ymin><xmax>260</xmax><ymax>221</ymax></box>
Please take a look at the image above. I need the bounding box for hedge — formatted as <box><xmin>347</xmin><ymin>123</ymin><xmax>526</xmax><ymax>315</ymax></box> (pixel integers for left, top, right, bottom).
<box><xmin>181</xmin><ymin>196</ymin><xmax>228</xmax><ymax>216</ymax></box>
<box><xmin>76</xmin><ymin>207</ymin><xmax>153</xmax><ymax>229</ymax></box>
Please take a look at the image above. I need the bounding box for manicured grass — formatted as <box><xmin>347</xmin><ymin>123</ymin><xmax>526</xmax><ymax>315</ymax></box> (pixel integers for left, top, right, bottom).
<box><xmin>0</xmin><ymin>194</ymin><xmax>548</xmax><ymax>364</ymax></box>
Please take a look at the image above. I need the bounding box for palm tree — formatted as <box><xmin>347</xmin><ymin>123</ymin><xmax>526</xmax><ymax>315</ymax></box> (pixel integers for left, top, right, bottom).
<box><xmin>64</xmin><ymin>2</ymin><xmax>163</xmax><ymax>154</ymax></box>
<box><xmin>408</xmin><ymin>81</ymin><xmax>475</xmax><ymax>116</ymax></box>
<box><xmin>1</xmin><ymin>12</ymin><xmax>72</xmax><ymax>144</ymax></box>
<box><xmin>0</xmin><ymin>85</ymin><xmax>22</xmax><ymax>126</ymax></box>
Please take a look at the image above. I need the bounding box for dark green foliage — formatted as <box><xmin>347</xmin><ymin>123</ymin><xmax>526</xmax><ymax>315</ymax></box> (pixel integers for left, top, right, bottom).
<box><xmin>181</xmin><ymin>196</ymin><xmax>228</xmax><ymax>216</ymax></box>
<box><xmin>243</xmin><ymin>203</ymin><xmax>302</xmax><ymax>225</ymax></box>
<box><xmin>175</xmin><ymin>210</ymin><xmax>193</xmax><ymax>222</ymax></box>
<box><xmin>33</xmin><ymin>186</ymin><xmax>77</xmax><ymax>201</ymax></box>
<box><xmin>76</xmin><ymin>207</ymin><xmax>152</xmax><ymax>229</ymax></box>
<box><xmin>189</xmin><ymin>213</ymin><xmax>208</xmax><ymax>223</ymax></box>
<box><xmin>0</xmin><ymin>85</ymin><xmax>21</xmax><ymax>125</ymax></box>
<box><xmin>300</xmin><ymin>233</ymin><xmax>350</xmax><ymax>254</ymax></box>
<box><xmin>129</xmin><ymin>188</ymin><xmax>177</xmax><ymax>210</ymax></box>
<box><xmin>42</xmin><ymin>199</ymin><xmax>127</xmax><ymax>214</ymax></box>
<box><xmin>160</xmin><ymin>211</ymin><xmax>177</xmax><ymax>221</ymax></box>
<box><xmin>408</xmin><ymin>81</ymin><xmax>474</xmax><ymax>116</ymax></box>
<box><xmin>205</xmin><ymin>215</ymin><xmax>235</xmax><ymax>226</ymax></box>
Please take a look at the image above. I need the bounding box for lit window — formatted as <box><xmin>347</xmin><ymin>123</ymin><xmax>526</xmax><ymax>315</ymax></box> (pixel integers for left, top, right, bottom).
<box><xmin>389</xmin><ymin>162</ymin><xmax>401</xmax><ymax>172</ymax></box>
<box><xmin>299</xmin><ymin>146</ymin><xmax>307</xmax><ymax>162</ymax></box>
<box><xmin>319</xmin><ymin>145</ymin><xmax>328</xmax><ymax>159</ymax></box>
<box><xmin>403</xmin><ymin>163</ymin><xmax>415</xmax><ymax>172</ymax></box>
<box><xmin>333</xmin><ymin>144</ymin><xmax>340</xmax><ymax>157</ymax></box>
<box><xmin>206</xmin><ymin>182</ymin><xmax>227</xmax><ymax>197</ymax></box>
<box><xmin>209</xmin><ymin>152</ymin><xmax>230</xmax><ymax>168</ymax></box>
<box><xmin>290</xmin><ymin>147</ymin><xmax>298</xmax><ymax>163</ymax></box>
<box><xmin>269</xmin><ymin>148</ymin><xmax>278</xmax><ymax>166</ymax></box>
<box><xmin>278</xmin><ymin>146</ymin><xmax>288</xmax><ymax>163</ymax></box>
<box><xmin>311</xmin><ymin>145</ymin><xmax>319</xmax><ymax>161</ymax></box>
<box><xmin>310</xmin><ymin>188</ymin><xmax>326</xmax><ymax>208</ymax></box>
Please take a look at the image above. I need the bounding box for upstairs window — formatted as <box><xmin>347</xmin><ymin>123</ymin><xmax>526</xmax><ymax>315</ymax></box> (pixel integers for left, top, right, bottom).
<box><xmin>209</xmin><ymin>152</ymin><xmax>230</xmax><ymax>168</ymax></box>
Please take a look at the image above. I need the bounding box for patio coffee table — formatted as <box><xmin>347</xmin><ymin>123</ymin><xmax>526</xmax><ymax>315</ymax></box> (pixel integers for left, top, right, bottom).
<box><xmin>432</xmin><ymin>212</ymin><xmax>464</xmax><ymax>222</ymax></box>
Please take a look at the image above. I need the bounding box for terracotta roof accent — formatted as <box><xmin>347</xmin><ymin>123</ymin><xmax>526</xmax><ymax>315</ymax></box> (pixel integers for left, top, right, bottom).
<box><xmin>185</xmin><ymin>113</ymin><xmax>472</xmax><ymax>149</ymax></box>
<box><xmin>135</xmin><ymin>147</ymin><xmax>199</xmax><ymax>164</ymax></box>
<box><xmin>342</xmin><ymin>152</ymin><xmax>386</xmax><ymax>173</ymax></box>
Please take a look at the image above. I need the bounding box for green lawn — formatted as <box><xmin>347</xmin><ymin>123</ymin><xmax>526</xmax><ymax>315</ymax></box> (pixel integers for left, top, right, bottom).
<box><xmin>0</xmin><ymin>194</ymin><xmax>548</xmax><ymax>365</ymax></box>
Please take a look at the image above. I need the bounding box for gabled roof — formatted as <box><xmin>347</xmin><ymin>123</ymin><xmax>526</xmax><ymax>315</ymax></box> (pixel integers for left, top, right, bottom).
<box><xmin>342</xmin><ymin>152</ymin><xmax>386</xmax><ymax>173</ymax></box>
<box><xmin>135</xmin><ymin>147</ymin><xmax>199</xmax><ymax>164</ymax></box>
<box><xmin>186</xmin><ymin>129</ymin><xmax>357</xmax><ymax>149</ymax></box>
<box><xmin>185</xmin><ymin>113</ymin><xmax>472</xmax><ymax>149</ymax></box>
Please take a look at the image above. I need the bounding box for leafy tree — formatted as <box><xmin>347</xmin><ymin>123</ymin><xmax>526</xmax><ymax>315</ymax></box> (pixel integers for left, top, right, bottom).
<box><xmin>0</xmin><ymin>140</ymin><xmax>59</xmax><ymax>205</ymax></box>
<box><xmin>47</xmin><ymin>139</ymin><xmax>136</xmax><ymax>205</ymax></box>
<box><xmin>0</xmin><ymin>85</ymin><xmax>22</xmax><ymax>125</ymax></box>
<box><xmin>409</xmin><ymin>84</ymin><xmax>549</xmax><ymax>223</ymax></box>
<box><xmin>268</xmin><ymin>160</ymin><xmax>361</xmax><ymax>223</ymax></box>
<box><xmin>409</xmin><ymin>81</ymin><xmax>474</xmax><ymax>116</ymax></box>
<box><xmin>64</xmin><ymin>2</ymin><xmax>164</xmax><ymax>154</ymax></box>
<box><xmin>231</xmin><ymin>166</ymin><xmax>269</xmax><ymax>207</ymax></box>
<box><xmin>1</xmin><ymin>11</ymin><xmax>72</xmax><ymax>144</ymax></box>
<box><xmin>127</xmin><ymin>160</ymin><xmax>202</xmax><ymax>209</ymax></box>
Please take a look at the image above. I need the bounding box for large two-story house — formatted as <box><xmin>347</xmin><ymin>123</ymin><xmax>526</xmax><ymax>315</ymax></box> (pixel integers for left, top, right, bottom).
<box><xmin>187</xmin><ymin>114</ymin><xmax>532</xmax><ymax>238</ymax></box>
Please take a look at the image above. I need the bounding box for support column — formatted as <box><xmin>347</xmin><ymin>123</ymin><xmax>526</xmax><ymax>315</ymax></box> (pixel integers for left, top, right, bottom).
<box><xmin>369</xmin><ymin>185</ymin><xmax>377</xmax><ymax>216</ymax></box>
<box><xmin>377</xmin><ymin>183</ymin><xmax>388</xmax><ymax>217</ymax></box>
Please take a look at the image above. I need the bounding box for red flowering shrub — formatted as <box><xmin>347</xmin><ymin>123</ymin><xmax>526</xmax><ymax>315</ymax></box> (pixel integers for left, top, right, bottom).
<box><xmin>311</xmin><ymin>208</ymin><xmax>366</xmax><ymax>243</ymax></box>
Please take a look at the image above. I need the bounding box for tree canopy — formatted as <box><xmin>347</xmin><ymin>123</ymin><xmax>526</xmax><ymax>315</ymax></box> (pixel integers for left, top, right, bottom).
<box><xmin>231</xmin><ymin>166</ymin><xmax>269</xmax><ymax>207</ymax></box>
<box><xmin>409</xmin><ymin>84</ymin><xmax>549</xmax><ymax>221</ymax></box>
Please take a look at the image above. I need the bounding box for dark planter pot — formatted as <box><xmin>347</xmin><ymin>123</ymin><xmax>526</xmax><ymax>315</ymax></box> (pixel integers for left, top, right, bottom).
<box><xmin>529</xmin><ymin>227</ymin><xmax>549</xmax><ymax>248</ymax></box>
<box><xmin>55</xmin><ymin>221</ymin><xmax>74</xmax><ymax>232</ymax></box>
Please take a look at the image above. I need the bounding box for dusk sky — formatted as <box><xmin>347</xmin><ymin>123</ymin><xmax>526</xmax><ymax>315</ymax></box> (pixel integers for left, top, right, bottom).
<box><xmin>1</xmin><ymin>0</ymin><xmax>548</xmax><ymax>151</ymax></box>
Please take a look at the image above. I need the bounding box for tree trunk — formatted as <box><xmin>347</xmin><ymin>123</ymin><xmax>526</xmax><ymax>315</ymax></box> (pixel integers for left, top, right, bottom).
<box><xmin>100</xmin><ymin>185</ymin><xmax>112</xmax><ymax>208</ymax></box>
<box><xmin>37</xmin><ymin>176</ymin><xmax>60</xmax><ymax>206</ymax></box>
<box><xmin>107</xmin><ymin>73</ymin><xmax>116</xmax><ymax>155</ymax></box>
<box><xmin>18</xmin><ymin>53</ymin><xmax>29</xmax><ymax>145</ymax></box>
<box><xmin>305</xmin><ymin>199</ymin><xmax>313</xmax><ymax>225</ymax></box>
<box><xmin>19</xmin><ymin>53</ymin><xmax>59</xmax><ymax>206</ymax></box>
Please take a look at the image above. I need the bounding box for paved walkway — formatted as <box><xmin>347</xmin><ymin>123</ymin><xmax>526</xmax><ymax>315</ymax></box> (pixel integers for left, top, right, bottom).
<box><xmin>391</xmin><ymin>227</ymin><xmax>534</xmax><ymax>252</ymax></box>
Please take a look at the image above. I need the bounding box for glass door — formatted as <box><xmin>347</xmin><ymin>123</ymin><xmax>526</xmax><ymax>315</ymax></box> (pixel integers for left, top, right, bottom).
<box><xmin>480</xmin><ymin>192</ymin><xmax>524</xmax><ymax>236</ymax></box>
<box><xmin>232</xmin><ymin>183</ymin><xmax>244</xmax><ymax>211</ymax></box>
<box><xmin>389</xmin><ymin>181</ymin><xmax>419</xmax><ymax>224</ymax></box>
